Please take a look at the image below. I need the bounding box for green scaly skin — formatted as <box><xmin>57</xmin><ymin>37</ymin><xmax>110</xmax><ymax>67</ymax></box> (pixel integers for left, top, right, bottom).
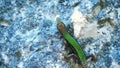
<box><xmin>56</xmin><ymin>18</ymin><xmax>87</xmax><ymax>67</ymax></box>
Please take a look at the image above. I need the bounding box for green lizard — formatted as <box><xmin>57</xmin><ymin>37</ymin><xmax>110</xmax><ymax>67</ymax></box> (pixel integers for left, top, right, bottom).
<box><xmin>56</xmin><ymin>17</ymin><xmax>95</xmax><ymax>68</ymax></box>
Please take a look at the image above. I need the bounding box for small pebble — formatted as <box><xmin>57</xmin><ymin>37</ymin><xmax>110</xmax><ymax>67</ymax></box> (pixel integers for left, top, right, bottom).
<box><xmin>0</xmin><ymin>19</ymin><xmax>9</xmax><ymax>27</ymax></box>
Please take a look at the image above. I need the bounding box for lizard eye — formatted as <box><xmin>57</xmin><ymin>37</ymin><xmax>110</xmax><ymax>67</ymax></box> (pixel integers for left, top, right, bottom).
<box><xmin>59</xmin><ymin>23</ymin><xmax>63</xmax><ymax>27</ymax></box>
<box><xmin>58</xmin><ymin>23</ymin><xmax>64</xmax><ymax>29</ymax></box>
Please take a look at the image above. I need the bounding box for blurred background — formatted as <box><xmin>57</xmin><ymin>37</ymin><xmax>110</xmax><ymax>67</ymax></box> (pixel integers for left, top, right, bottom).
<box><xmin>0</xmin><ymin>0</ymin><xmax>120</xmax><ymax>68</ymax></box>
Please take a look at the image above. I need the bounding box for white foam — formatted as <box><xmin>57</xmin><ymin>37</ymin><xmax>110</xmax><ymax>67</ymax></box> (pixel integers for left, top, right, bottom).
<box><xmin>110</xmin><ymin>62</ymin><xmax>120</xmax><ymax>68</ymax></box>
<box><xmin>71</xmin><ymin>9</ymin><xmax>99</xmax><ymax>38</ymax></box>
<box><xmin>71</xmin><ymin>9</ymin><xmax>86</xmax><ymax>38</ymax></box>
<box><xmin>17</xmin><ymin>62</ymin><xmax>24</xmax><ymax>68</ymax></box>
<box><xmin>1</xmin><ymin>53</ymin><xmax>9</xmax><ymax>64</ymax></box>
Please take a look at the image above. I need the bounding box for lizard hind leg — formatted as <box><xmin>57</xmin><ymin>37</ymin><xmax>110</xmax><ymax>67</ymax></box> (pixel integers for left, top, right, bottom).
<box><xmin>86</xmin><ymin>54</ymin><xmax>96</xmax><ymax>61</ymax></box>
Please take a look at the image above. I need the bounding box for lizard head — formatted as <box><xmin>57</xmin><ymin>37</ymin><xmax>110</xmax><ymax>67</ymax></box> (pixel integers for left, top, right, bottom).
<box><xmin>56</xmin><ymin>17</ymin><xmax>67</xmax><ymax>33</ymax></box>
